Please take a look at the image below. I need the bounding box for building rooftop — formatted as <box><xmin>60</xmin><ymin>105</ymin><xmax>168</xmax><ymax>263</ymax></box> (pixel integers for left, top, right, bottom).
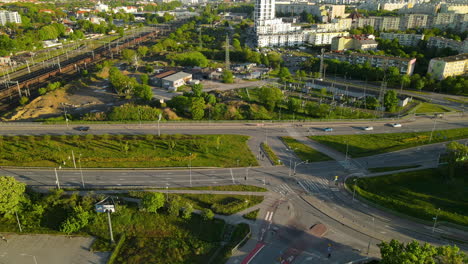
<box><xmin>432</xmin><ymin>53</ymin><xmax>468</xmax><ymax>62</ymax></box>
<box><xmin>154</xmin><ymin>70</ymin><xmax>176</xmax><ymax>79</ymax></box>
<box><xmin>325</xmin><ymin>51</ymin><xmax>415</xmax><ymax>62</ymax></box>
<box><xmin>163</xmin><ymin>71</ymin><xmax>192</xmax><ymax>82</ymax></box>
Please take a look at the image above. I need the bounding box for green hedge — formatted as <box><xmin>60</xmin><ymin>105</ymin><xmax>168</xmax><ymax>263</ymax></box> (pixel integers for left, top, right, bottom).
<box><xmin>107</xmin><ymin>234</ymin><xmax>126</xmax><ymax>264</ymax></box>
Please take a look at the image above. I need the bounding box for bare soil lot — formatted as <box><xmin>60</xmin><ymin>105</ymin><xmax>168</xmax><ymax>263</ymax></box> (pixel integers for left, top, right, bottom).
<box><xmin>0</xmin><ymin>234</ymin><xmax>109</xmax><ymax>264</ymax></box>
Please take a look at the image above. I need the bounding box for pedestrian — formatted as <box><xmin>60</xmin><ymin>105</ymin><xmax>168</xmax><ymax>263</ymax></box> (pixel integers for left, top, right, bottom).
<box><xmin>327</xmin><ymin>244</ymin><xmax>332</xmax><ymax>258</ymax></box>
<box><xmin>1</xmin><ymin>235</ymin><xmax>7</xmax><ymax>243</ymax></box>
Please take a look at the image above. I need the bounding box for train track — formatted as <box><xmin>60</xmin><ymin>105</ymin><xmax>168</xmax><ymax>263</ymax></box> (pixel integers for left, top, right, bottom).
<box><xmin>0</xmin><ymin>27</ymin><xmax>165</xmax><ymax>112</ymax></box>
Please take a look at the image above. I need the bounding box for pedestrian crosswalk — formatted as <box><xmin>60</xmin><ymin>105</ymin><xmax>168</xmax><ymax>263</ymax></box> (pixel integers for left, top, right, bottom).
<box><xmin>272</xmin><ymin>183</ymin><xmax>295</xmax><ymax>196</ymax></box>
<box><xmin>298</xmin><ymin>178</ymin><xmax>329</xmax><ymax>194</ymax></box>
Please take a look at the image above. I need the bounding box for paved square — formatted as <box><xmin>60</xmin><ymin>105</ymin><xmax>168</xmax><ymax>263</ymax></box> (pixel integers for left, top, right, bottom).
<box><xmin>0</xmin><ymin>234</ymin><xmax>109</xmax><ymax>264</ymax></box>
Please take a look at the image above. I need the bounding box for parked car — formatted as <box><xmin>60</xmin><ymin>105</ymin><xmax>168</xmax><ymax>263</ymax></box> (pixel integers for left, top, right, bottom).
<box><xmin>74</xmin><ymin>126</ymin><xmax>90</xmax><ymax>131</ymax></box>
<box><xmin>323</xmin><ymin>127</ymin><xmax>333</xmax><ymax>132</ymax></box>
<box><xmin>391</xmin><ymin>123</ymin><xmax>402</xmax><ymax>128</ymax></box>
<box><xmin>363</xmin><ymin>126</ymin><xmax>374</xmax><ymax>131</ymax></box>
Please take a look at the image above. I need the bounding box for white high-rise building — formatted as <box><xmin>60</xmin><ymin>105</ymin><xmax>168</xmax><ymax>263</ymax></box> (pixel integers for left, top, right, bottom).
<box><xmin>254</xmin><ymin>0</ymin><xmax>304</xmax><ymax>47</ymax></box>
<box><xmin>0</xmin><ymin>10</ymin><xmax>22</xmax><ymax>25</ymax></box>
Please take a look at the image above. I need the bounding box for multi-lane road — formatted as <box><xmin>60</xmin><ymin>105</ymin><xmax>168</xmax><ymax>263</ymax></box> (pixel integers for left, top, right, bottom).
<box><xmin>0</xmin><ymin>115</ymin><xmax>467</xmax><ymax>263</ymax></box>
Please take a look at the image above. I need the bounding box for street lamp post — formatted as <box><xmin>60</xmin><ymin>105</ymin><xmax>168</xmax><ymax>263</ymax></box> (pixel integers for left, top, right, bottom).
<box><xmin>352</xmin><ymin>178</ymin><xmax>357</xmax><ymax>201</ymax></box>
<box><xmin>345</xmin><ymin>141</ymin><xmax>349</xmax><ymax>161</ymax></box>
<box><xmin>54</xmin><ymin>167</ymin><xmax>61</xmax><ymax>189</ymax></box>
<box><xmin>432</xmin><ymin>208</ymin><xmax>441</xmax><ymax>233</ymax></box>
<box><xmin>293</xmin><ymin>160</ymin><xmax>308</xmax><ymax>175</ymax></box>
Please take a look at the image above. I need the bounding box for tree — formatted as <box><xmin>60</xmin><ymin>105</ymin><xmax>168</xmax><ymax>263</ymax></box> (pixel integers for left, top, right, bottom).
<box><xmin>141</xmin><ymin>192</ymin><xmax>165</xmax><ymax>213</ymax></box>
<box><xmin>365</xmin><ymin>96</ymin><xmax>380</xmax><ymax>110</ymax></box>
<box><xmin>378</xmin><ymin>239</ymin><xmax>467</xmax><ymax>264</ymax></box>
<box><xmin>222</xmin><ymin>70</ymin><xmax>234</xmax><ymax>84</ymax></box>
<box><xmin>287</xmin><ymin>97</ymin><xmax>301</xmax><ymax>113</ymax></box>
<box><xmin>134</xmin><ymin>84</ymin><xmax>153</xmax><ymax>101</ymax></box>
<box><xmin>182</xmin><ymin>203</ymin><xmax>193</xmax><ymax>219</ymax></box>
<box><xmin>122</xmin><ymin>49</ymin><xmax>136</xmax><ymax>64</ymax></box>
<box><xmin>383</xmin><ymin>90</ymin><xmax>399</xmax><ymax>112</ymax></box>
<box><xmin>190</xmin><ymin>97</ymin><xmax>206</xmax><ymax>120</ymax></box>
<box><xmin>445</xmin><ymin>141</ymin><xmax>468</xmax><ymax>180</ymax></box>
<box><xmin>59</xmin><ymin>206</ymin><xmax>90</xmax><ymax>235</ymax></box>
<box><xmin>168</xmin><ymin>51</ymin><xmax>208</xmax><ymax>67</ymax></box>
<box><xmin>278</xmin><ymin>67</ymin><xmax>291</xmax><ymax>83</ymax></box>
<box><xmin>202</xmin><ymin>208</ymin><xmax>214</xmax><ymax>221</ymax></box>
<box><xmin>259</xmin><ymin>87</ymin><xmax>283</xmax><ymax>111</ymax></box>
<box><xmin>140</xmin><ymin>74</ymin><xmax>149</xmax><ymax>85</ymax></box>
<box><xmin>166</xmin><ymin>196</ymin><xmax>181</xmax><ymax>217</ymax></box>
<box><xmin>19</xmin><ymin>96</ymin><xmax>29</xmax><ymax>106</ymax></box>
<box><xmin>137</xmin><ymin>46</ymin><xmax>149</xmax><ymax>58</ymax></box>
<box><xmin>0</xmin><ymin>176</ymin><xmax>26</xmax><ymax>217</ymax></box>
<box><xmin>192</xmin><ymin>83</ymin><xmax>203</xmax><ymax>97</ymax></box>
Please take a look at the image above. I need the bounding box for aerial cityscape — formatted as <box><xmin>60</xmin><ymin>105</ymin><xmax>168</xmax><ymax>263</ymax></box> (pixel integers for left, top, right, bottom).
<box><xmin>0</xmin><ymin>0</ymin><xmax>467</xmax><ymax>263</ymax></box>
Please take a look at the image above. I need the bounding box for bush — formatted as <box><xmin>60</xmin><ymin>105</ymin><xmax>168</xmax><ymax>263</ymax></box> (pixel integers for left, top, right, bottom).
<box><xmin>19</xmin><ymin>96</ymin><xmax>29</xmax><ymax>106</ymax></box>
<box><xmin>202</xmin><ymin>208</ymin><xmax>214</xmax><ymax>221</ymax></box>
<box><xmin>141</xmin><ymin>193</ymin><xmax>165</xmax><ymax>213</ymax></box>
<box><xmin>108</xmin><ymin>104</ymin><xmax>163</xmax><ymax>121</ymax></box>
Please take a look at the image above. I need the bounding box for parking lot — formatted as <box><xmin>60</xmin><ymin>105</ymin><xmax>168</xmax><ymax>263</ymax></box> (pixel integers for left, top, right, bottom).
<box><xmin>0</xmin><ymin>234</ymin><xmax>109</xmax><ymax>264</ymax></box>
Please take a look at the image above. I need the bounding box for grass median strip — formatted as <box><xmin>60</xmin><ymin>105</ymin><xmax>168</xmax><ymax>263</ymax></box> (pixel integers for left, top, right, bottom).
<box><xmin>310</xmin><ymin>128</ymin><xmax>468</xmax><ymax>158</ymax></box>
<box><xmin>282</xmin><ymin>136</ymin><xmax>332</xmax><ymax>162</ymax></box>
<box><xmin>347</xmin><ymin>169</ymin><xmax>468</xmax><ymax>226</ymax></box>
<box><xmin>414</xmin><ymin>102</ymin><xmax>453</xmax><ymax>113</ymax></box>
<box><xmin>261</xmin><ymin>142</ymin><xmax>281</xmax><ymax>165</ymax></box>
<box><xmin>0</xmin><ymin>134</ymin><xmax>257</xmax><ymax>168</ymax></box>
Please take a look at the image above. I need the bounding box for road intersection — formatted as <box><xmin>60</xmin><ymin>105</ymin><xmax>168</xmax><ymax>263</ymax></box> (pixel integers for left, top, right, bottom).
<box><xmin>0</xmin><ymin>115</ymin><xmax>467</xmax><ymax>263</ymax></box>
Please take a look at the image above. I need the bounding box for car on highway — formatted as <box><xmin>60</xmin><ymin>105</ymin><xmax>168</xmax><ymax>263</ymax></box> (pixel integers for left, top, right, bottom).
<box><xmin>363</xmin><ymin>126</ymin><xmax>374</xmax><ymax>131</ymax></box>
<box><xmin>390</xmin><ymin>123</ymin><xmax>402</xmax><ymax>128</ymax></box>
<box><xmin>74</xmin><ymin>126</ymin><xmax>90</xmax><ymax>131</ymax></box>
<box><xmin>323</xmin><ymin>127</ymin><xmax>333</xmax><ymax>132</ymax></box>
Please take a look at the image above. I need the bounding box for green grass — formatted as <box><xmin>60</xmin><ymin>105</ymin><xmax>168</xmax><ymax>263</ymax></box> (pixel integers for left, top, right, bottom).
<box><xmin>0</xmin><ymin>134</ymin><xmax>257</xmax><ymax>168</ymax></box>
<box><xmin>261</xmin><ymin>142</ymin><xmax>281</xmax><ymax>165</ymax></box>
<box><xmin>211</xmin><ymin>223</ymin><xmax>250</xmax><ymax>263</ymax></box>
<box><xmin>282</xmin><ymin>137</ymin><xmax>332</xmax><ymax>162</ymax></box>
<box><xmin>243</xmin><ymin>209</ymin><xmax>259</xmax><ymax>220</ymax></box>
<box><xmin>347</xmin><ymin>169</ymin><xmax>468</xmax><ymax>226</ymax></box>
<box><xmin>310</xmin><ymin>128</ymin><xmax>468</xmax><ymax>158</ymax></box>
<box><xmin>127</xmin><ymin>191</ymin><xmax>264</xmax><ymax>215</ymax></box>
<box><xmin>444</xmin><ymin>97</ymin><xmax>468</xmax><ymax>104</ymax></box>
<box><xmin>367</xmin><ymin>165</ymin><xmax>421</xmax><ymax>173</ymax></box>
<box><xmin>414</xmin><ymin>102</ymin><xmax>452</xmax><ymax>113</ymax></box>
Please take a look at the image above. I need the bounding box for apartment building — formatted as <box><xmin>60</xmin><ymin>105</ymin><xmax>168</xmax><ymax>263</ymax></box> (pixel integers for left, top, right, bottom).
<box><xmin>323</xmin><ymin>52</ymin><xmax>417</xmax><ymax>75</ymax></box>
<box><xmin>380</xmin><ymin>33</ymin><xmax>424</xmax><ymax>46</ymax></box>
<box><xmin>0</xmin><ymin>10</ymin><xmax>22</xmax><ymax>25</ymax></box>
<box><xmin>427</xmin><ymin>54</ymin><xmax>468</xmax><ymax>80</ymax></box>
<box><xmin>315</xmin><ymin>18</ymin><xmax>352</xmax><ymax>32</ymax></box>
<box><xmin>306</xmin><ymin>31</ymin><xmax>349</xmax><ymax>45</ymax></box>
<box><xmin>428</xmin><ymin>37</ymin><xmax>468</xmax><ymax>54</ymax></box>
<box><xmin>275</xmin><ymin>2</ymin><xmax>345</xmax><ymax>22</ymax></box>
<box><xmin>331</xmin><ymin>35</ymin><xmax>378</xmax><ymax>51</ymax></box>
<box><xmin>400</xmin><ymin>14</ymin><xmax>429</xmax><ymax>29</ymax></box>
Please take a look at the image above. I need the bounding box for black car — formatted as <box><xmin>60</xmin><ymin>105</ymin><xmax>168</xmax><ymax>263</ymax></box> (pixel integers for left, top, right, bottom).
<box><xmin>74</xmin><ymin>126</ymin><xmax>90</xmax><ymax>131</ymax></box>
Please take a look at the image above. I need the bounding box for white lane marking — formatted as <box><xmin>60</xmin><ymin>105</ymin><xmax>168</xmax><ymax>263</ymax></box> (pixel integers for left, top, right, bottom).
<box><xmin>265</xmin><ymin>211</ymin><xmax>271</xmax><ymax>221</ymax></box>
<box><xmin>268</xmin><ymin>211</ymin><xmax>274</xmax><ymax>221</ymax></box>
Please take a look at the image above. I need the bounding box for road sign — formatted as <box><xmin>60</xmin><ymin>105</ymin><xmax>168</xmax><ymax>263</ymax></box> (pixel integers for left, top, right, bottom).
<box><xmin>95</xmin><ymin>204</ymin><xmax>115</xmax><ymax>213</ymax></box>
<box><xmin>334</xmin><ymin>176</ymin><xmax>339</xmax><ymax>181</ymax></box>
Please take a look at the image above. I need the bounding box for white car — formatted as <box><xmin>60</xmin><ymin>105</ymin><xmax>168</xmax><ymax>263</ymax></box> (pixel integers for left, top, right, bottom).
<box><xmin>391</xmin><ymin>123</ymin><xmax>402</xmax><ymax>128</ymax></box>
<box><xmin>363</xmin><ymin>126</ymin><xmax>374</xmax><ymax>131</ymax></box>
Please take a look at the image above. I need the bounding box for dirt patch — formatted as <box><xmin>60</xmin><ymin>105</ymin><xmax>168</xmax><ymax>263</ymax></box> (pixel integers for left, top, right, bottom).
<box><xmin>9</xmin><ymin>79</ymin><xmax>126</xmax><ymax>121</ymax></box>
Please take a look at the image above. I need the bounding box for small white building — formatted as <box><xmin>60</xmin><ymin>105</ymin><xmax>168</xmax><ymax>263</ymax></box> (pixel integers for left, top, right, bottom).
<box><xmin>161</xmin><ymin>72</ymin><xmax>192</xmax><ymax>91</ymax></box>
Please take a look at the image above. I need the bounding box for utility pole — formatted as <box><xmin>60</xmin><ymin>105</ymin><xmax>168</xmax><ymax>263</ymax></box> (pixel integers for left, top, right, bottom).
<box><xmin>79</xmin><ymin>154</ymin><xmax>85</xmax><ymax>188</ymax></box>
<box><xmin>225</xmin><ymin>34</ymin><xmax>230</xmax><ymax>71</ymax></box>
<box><xmin>319</xmin><ymin>48</ymin><xmax>324</xmax><ymax>79</ymax></box>
<box><xmin>54</xmin><ymin>167</ymin><xmax>61</xmax><ymax>189</ymax></box>
<box><xmin>15</xmin><ymin>211</ymin><xmax>22</xmax><ymax>232</ymax></box>
<box><xmin>429</xmin><ymin>118</ymin><xmax>437</xmax><ymax>143</ymax></box>
<box><xmin>107</xmin><ymin>210</ymin><xmax>114</xmax><ymax>243</ymax></box>
<box><xmin>198</xmin><ymin>27</ymin><xmax>203</xmax><ymax>49</ymax></box>
<box><xmin>432</xmin><ymin>208</ymin><xmax>440</xmax><ymax>233</ymax></box>
<box><xmin>71</xmin><ymin>150</ymin><xmax>77</xmax><ymax>169</ymax></box>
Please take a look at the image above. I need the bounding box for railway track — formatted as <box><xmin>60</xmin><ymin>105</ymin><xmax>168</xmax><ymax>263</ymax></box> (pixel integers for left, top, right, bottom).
<box><xmin>0</xmin><ymin>27</ymin><xmax>163</xmax><ymax>112</ymax></box>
